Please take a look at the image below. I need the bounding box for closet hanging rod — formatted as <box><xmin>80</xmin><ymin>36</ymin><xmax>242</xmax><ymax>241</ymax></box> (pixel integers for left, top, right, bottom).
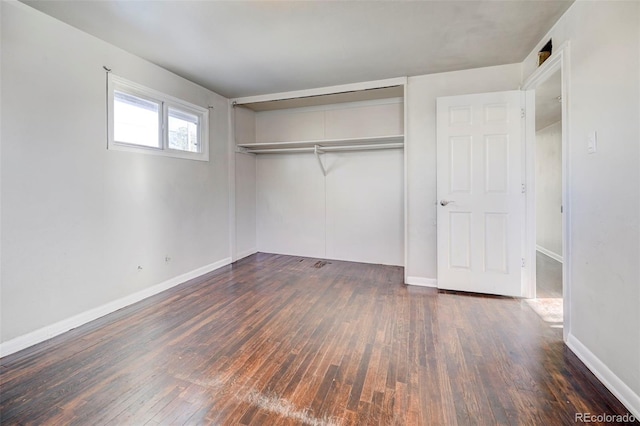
<box><xmin>243</xmin><ymin>142</ymin><xmax>403</xmax><ymax>154</ymax></box>
<box><xmin>319</xmin><ymin>142</ymin><xmax>403</xmax><ymax>152</ymax></box>
<box><xmin>237</xmin><ymin>134</ymin><xmax>403</xmax><ymax>150</ymax></box>
<box><xmin>245</xmin><ymin>147</ymin><xmax>316</xmax><ymax>154</ymax></box>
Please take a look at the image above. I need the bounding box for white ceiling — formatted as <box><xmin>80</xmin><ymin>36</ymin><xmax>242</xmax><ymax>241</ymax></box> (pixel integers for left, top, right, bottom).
<box><xmin>22</xmin><ymin>0</ymin><xmax>573</xmax><ymax>99</ymax></box>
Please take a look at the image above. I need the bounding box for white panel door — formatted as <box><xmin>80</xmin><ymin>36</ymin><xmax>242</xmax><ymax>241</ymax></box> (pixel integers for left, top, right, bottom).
<box><xmin>437</xmin><ymin>91</ymin><xmax>524</xmax><ymax>297</ymax></box>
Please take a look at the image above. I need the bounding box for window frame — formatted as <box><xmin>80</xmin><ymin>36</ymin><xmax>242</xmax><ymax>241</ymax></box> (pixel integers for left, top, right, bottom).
<box><xmin>108</xmin><ymin>74</ymin><xmax>209</xmax><ymax>161</ymax></box>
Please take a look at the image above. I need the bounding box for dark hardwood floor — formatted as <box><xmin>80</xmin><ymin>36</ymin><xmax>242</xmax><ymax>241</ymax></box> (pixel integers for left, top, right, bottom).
<box><xmin>1</xmin><ymin>253</ymin><xmax>636</xmax><ymax>425</ymax></box>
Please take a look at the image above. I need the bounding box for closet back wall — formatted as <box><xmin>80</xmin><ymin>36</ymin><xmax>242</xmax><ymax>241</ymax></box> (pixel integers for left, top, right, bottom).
<box><xmin>254</xmin><ymin>100</ymin><xmax>404</xmax><ymax>265</ymax></box>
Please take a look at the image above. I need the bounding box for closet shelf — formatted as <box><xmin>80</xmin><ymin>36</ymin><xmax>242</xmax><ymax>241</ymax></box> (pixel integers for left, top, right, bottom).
<box><xmin>236</xmin><ymin>134</ymin><xmax>404</xmax><ymax>152</ymax></box>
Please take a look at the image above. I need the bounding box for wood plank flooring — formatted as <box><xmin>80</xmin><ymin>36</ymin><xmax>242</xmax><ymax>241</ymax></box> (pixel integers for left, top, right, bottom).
<box><xmin>1</xmin><ymin>253</ymin><xmax>636</xmax><ymax>425</ymax></box>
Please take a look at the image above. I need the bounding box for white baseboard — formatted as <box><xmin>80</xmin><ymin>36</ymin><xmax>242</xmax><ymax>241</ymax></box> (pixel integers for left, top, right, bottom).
<box><xmin>405</xmin><ymin>276</ymin><xmax>438</xmax><ymax>288</ymax></box>
<box><xmin>536</xmin><ymin>245</ymin><xmax>563</xmax><ymax>263</ymax></box>
<box><xmin>567</xmin><ymin>333</ymin><xmax>640</xmax><ymax>419</ymax></box>
<box><xmin>0</xmin><ymin>257</ymin><xmax>232</xmax><ymax>358</ymax></box>
<box><xmin>235</xmin><ymin>248</ymin><xmax>258</xmax><ymax>262</ymax></box>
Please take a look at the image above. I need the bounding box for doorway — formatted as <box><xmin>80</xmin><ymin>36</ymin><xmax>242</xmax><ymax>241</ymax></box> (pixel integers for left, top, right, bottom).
<box><xmin>522</xmin><ymin>42</ymin><xmax>571</xmax><ymax>341</ymax></box>
<box><xmin>529</xmin><ymin>69</ymin><xmax>564</xmax><ymax>326</ymax></box>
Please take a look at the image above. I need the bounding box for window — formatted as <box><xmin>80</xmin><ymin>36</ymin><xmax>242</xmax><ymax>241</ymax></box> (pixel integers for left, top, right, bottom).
<box><xmin>167</xmin><ymin>107</ymin><xmax>200</xmax><ymax>152</ymax></box>
<box><xmin>108</xmin><ymin>75</ymin><xmax>209</xmax><ymax>161</ymax></box>
<box><xmin>114</xmin><ymin>91</ymin><xmax>161</xmax><ymax>149</ymax></box>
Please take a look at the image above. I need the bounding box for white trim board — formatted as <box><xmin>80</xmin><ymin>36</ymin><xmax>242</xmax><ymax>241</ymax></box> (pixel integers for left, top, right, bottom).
<box><xmin>536</xmin><ymin>245</ymin><xmax>564</xmax><ymax>263</ymax></box>
<box><xmin>232</xmin><ymin>77</ymin><xmax>407</xmax><ymax>105</ymax></box>
<box><xmin>242</xmin><ymin>96</ymin><xmax>403</xmax><ymax>116</ymax></box>
<box><xmin>402</xmin><ymin>83</ymin><xmax>409</xmax><ymax>285</ymax></box>
<box><xmin>229</xmin><ymin>98</ymin><xmax>238</xmax><ymax>262</ymax></box>
<box><xmin>567</xmin><ymin>334</ymin><xmax>640</xmax><ymax>419</ymax></box>
<box><xmin>0</xmin><ymin>257</ymin><xmax>232</xmax><ymax>358</ymax></box>
<box><xmin>405</xmin><ymin>277</ymin><xmax>438</xmax><ymax>288</ymax></box>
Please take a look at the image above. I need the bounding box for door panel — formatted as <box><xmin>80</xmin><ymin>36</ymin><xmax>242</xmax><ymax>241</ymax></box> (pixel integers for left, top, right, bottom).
<box><xmin>437</xmin><ymin>91</ymin><xmax>524</xmax><ymax>297</ymax></box>
<box><xmin>450</xmin><ymin>136</ymin><xmax>472</xmax><ymax>192</ymax></box>
<box><xmin>485</xmin><ymin>135</ymin><xmax>509</xmax><ymax>193</ymax></box>
<box><xmin>484</xmin><ymin>213</ymin><xmax>508</xmax><ymax>273</ymax></box>
<box><xmin>449</xmin><ymin>212</ymin><xmax>471</xmax><ymax>269</ymax></box>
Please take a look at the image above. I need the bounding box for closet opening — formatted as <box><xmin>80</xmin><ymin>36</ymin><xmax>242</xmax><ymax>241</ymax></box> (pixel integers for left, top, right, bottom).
<box><xmin>232</xmin><ymin>80</ymin><xmax>406</xmax><ymax>267</ymax></box>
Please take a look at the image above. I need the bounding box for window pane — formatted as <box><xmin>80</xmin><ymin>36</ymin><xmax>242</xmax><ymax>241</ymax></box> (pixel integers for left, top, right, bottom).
<box><xmin>168</xmin><ymin>107</ymin><xmax>200</xmax><ymax>153</ymax></box>
<box><xmin>114</xmin><ymin>91</ymin><xmax>160</xmax><ymax>148</ymax></box>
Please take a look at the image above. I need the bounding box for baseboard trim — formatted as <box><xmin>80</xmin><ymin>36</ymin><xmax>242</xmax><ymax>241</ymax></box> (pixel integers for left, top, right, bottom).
<box><xmin>235</xmin><ymin>248</ymin><xmax>258</xmax><ymax>262</ymax></box>
<box><xmin>536</xmin><ymin>245</ymin><xmax>563</xmax><ymax>263</ymax></box>
<box><xmin>405</xmin><ymin>276</ymin><xmax>438</xmax><ymax>288</ymax></box>
<box><xmin>0</xmin><ymin>257</ymin><xmax>232</xmax><ymax>358</ymax></box>
<box><xmin>566</xmin><ymin>333</ymin><xmax>640</xmax><ymax>419</ymax></box>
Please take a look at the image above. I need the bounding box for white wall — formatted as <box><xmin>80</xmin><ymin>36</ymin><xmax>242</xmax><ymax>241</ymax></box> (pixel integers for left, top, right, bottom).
<box><xmin>325</xmin><ymin>150</ymin><xmax>403</xmax><ymax>265</ymax></box>
<box><xmin>0</xmin><ymin>2</ymin><xmax>231</xmax><ymax>346</ymax></box>
<box><xmin>254</xmin><ymin>100</ymin><xmax>404</xmax><ymax>265</ymax></box>
<box><xmin>257</xmin><ymin>154</ymin><xmax>326</xmax><ymax>258</ymax></box>
<box><xmin>404</xmin><ymin>64</ymin><xmax>522</xmax><ymax>284</ymax></box>
<box><xmin>234</xmin><ymin>106</ymin><xmax>257</xmax><ymax>259</ymax></box>
<box><xmin>523</xmin><ymin>1</ymin><xmax>640</xmax><ymax>415</ymax></box>
<box><xmin>256</xmin><ymin>150</ymin><xmax>404</xmax><ymax>265</ymax></box>
<box><xmin>235</xmin><ymin>153</ymin><xmax>257</xmax><ymax>260</ymax></box>
<box><xmin>535</xmin><ymin>121</ymin><xmax>562</xmax><ymax>260</ymax></box>
<box><xmin>255</xmin><ymin>100</ymin><xmax>403</xmax><ymax>143</ymax></box>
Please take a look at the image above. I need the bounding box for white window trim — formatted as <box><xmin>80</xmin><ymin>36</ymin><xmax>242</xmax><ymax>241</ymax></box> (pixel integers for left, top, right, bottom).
<box><xmin>107</xmin><ymin>74</ymin><xmax>209</xmax><ymax>161</ymax></box>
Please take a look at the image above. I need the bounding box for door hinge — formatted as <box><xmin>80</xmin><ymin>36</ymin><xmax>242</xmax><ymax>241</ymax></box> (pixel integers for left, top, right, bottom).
<box><xmin>521</xmin><ymin>258</ymin><xmax>525</xmax><ymax>268</ymax></box>
<box><xmin>521</xmin><ymin>184</ymin><xmax>526</xmax><ymax>193</ymax></box>
<box><xmin>521</xmin><ymin>108</ymin><xmax>526</xmax><ymax>119</ymax></box>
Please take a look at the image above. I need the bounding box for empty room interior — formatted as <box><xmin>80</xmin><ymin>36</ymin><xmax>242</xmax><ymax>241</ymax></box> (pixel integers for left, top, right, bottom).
<box><xmin>1</xmin><ymin>0</ymin><xmax>639</xmax><ymax>424</ymax></box>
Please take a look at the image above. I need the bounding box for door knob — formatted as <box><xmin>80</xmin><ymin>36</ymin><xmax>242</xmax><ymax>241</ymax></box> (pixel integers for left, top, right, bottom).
<box><xmin>440</xmin><ymin>200</ymin><xmax>452</xmax><ymax>206</ymax></box>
